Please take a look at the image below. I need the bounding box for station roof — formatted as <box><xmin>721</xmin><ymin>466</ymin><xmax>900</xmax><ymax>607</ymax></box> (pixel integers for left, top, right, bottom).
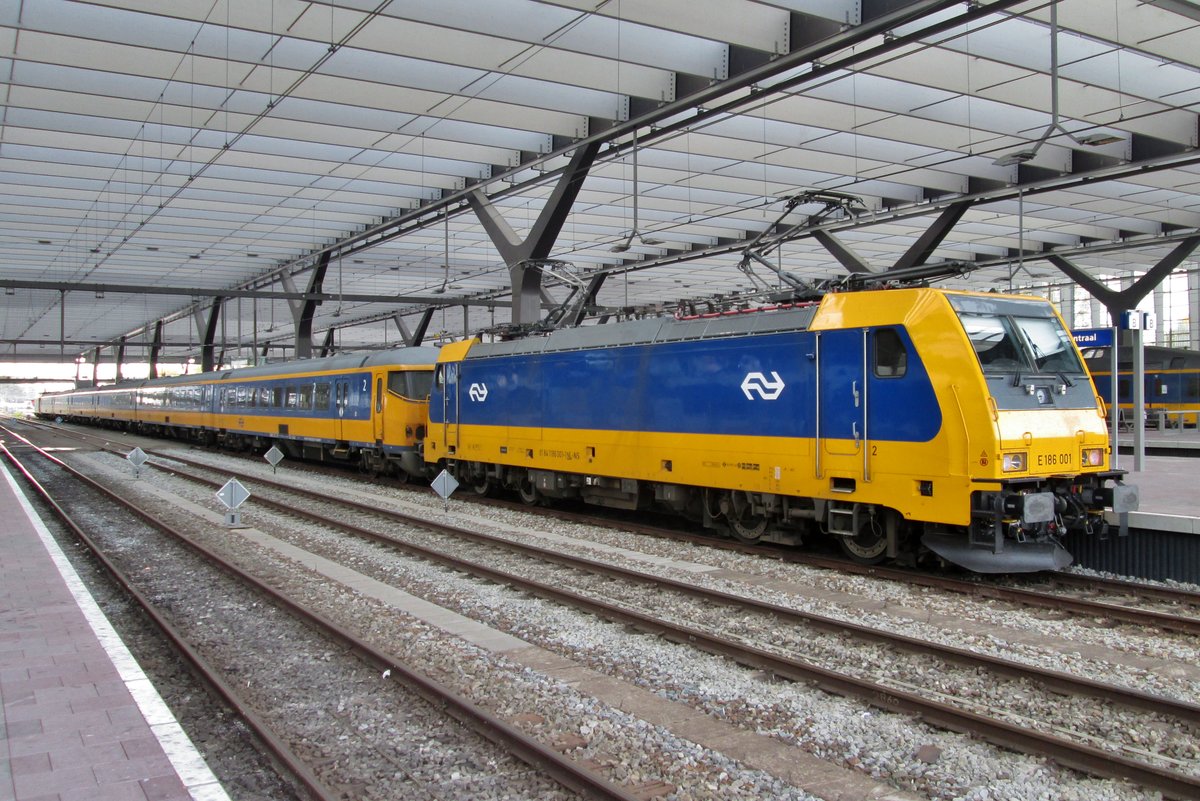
<box><xmin>2</xmin><ymin>0</ymin><xmax>1199</xmax><ymax>365</ymax></box>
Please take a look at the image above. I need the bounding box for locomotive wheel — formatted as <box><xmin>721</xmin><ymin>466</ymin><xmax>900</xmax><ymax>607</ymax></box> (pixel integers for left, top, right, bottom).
<box><xmin>725</xmin><ymin>492</ymin><xmax>768</xmax><ymax>543</ymax></box>
<box><xmin>517</xmin><ymin>476</ymin><xmax>541</xmax><ymax>505</ymax></box>
<box><xmin>471</xmin><ymin>475</ymin><xmax>492</xmax><ymax>497</ymax></box>
<box><xmin>729</xmin><ymin>512</ymin><xmax>768</xmax><ymax>543</ymax></box>
<box><xmin>839</xmin><ymin>519</ymin><xmax>888</xmax><ymax>564</ymax></box>
<box><xmin>360</xmin><ymin>453</ymin><xmax>381</xmax><ymax>478</ymax></box>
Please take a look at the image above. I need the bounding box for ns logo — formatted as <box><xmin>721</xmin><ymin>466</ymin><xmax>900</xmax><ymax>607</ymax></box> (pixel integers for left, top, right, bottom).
<box><xmin>741</xmin><ymin>371</ymin><xmax>785</xmax><ymax>400</ymax></box>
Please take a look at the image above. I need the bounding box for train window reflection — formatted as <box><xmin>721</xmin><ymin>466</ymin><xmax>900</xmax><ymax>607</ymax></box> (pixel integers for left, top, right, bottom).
<box><xmin>959</xmin><ymin>312</ymin><xmax>1085</xmax><ymax>375</ymax></box>
<box><xmin>1014</xmin><ymin>316</ymin><xmax>1086</xmax><ymax>374</ymax></box>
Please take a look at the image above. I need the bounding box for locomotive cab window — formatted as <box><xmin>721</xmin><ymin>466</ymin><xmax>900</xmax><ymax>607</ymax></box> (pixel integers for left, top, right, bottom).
<box><xmin>958</xmin><ymin>309</ymin><xmax>1086</xmax><ymax>376</ymax></box>
<box><xmin>873</xmin><ymin>328</ymin><xmax>907</xmax><ymax>377</ymax></box>
<box><xmin>388</xmin><ymin>370</ymin><xmax>435</xmax><ymax>400</ymax></box>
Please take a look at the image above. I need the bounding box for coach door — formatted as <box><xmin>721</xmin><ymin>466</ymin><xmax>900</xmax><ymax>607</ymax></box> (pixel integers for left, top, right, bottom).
<box><xmin>816</xmin><ymin>329</ymin><xmax>868</xmax><ymax>478</ymax></box>
<box><xmin>334</xmin><ymin>378</ymin><xmax>354</xmax><ymax>440</ymax></box>
<box><xmin>440</xmin><ymin>362</ymin><xmax>461</xmax><ymax>455</ymax></box>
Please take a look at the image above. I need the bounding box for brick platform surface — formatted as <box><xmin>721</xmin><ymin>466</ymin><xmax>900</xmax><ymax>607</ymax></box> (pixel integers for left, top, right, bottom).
<box><xmin>1</xmin><ymin>462</ymin><xmax>227</xmax><ymax>801</ymax></box>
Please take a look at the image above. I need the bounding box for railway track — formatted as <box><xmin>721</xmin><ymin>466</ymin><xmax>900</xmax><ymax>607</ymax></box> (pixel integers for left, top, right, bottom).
<box><xmin>15</xmin><ymin>415</ymin><xmax>1200</xmax><ymax>633</ymax></box>
<box><xmin>12</xmin><ymin>423</ymin><xmax>1199</xmax><ymax>799</ymax></box>
<box><xmin>0</xmin><ymin>426</ymin><xmax>645</xmax><ymax>801</ymax></box>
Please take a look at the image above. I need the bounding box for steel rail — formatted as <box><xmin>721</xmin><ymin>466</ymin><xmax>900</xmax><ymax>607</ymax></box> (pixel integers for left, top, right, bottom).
<box><xmin>0</xmin><ymin>439</ymin><xmax>340</xmax><ymax>801</ymax></box>
<box><xmin>487</xmin><ymin>494</ymin><xmax>1200</xmax><ymax>636</ymax></box>
<box><xmin>1</xmin><ymin>426</ymin><xmax>643</xmax><ymax>801</ymax></box>
<box><xmin>16</xmin><ymin>416</ymin><xmax>1200</xmax><ymax>633</ymax></box>
<box><xmin>1026</xmin><ymin>571</ymin><xmax>1200</xmax><ymax>607</ymax></box>
<box><xmin>117</xmin><ymin>447</ymin><xmax>1200</xmax><ymax>800</ymax></box>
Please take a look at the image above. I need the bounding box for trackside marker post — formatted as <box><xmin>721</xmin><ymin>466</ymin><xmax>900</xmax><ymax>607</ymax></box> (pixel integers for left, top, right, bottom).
<box><xmin>126</xmin><ymin>447</ymin><xmax>148</xmax><ymax>479</ymax></box>
<box><xmin>216</xmin><ymin>478</ymin><xmax>251</xmax><ymax>527</ymax></box>
<box><xmin>431</xmin><ymin>469</ymin><xmax>458</xmax><ymax>513</ymax></box>
<box><xmin>264</xmin><ymin>445</ymin><xmax>285</xmax><ymax>474</ymax></box>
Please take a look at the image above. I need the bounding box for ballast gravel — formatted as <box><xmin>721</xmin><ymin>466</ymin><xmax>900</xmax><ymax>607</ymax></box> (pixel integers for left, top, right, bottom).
<box><xmin>74</xmin><ymin>445</ymin><xmax>1192</xmax><ymax>800</ymax></box>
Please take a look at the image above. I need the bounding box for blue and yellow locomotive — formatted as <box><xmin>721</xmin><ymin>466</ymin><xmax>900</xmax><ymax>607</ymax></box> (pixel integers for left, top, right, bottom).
<box><xmin>37</xmin><ymin>349</ymin><xmax>440</xmax><ymax>480</ymax></box>
<box><xmin>426</xmin><ymin>287</ymin><xmax>1138</xmax><ymax>572</ymax></box>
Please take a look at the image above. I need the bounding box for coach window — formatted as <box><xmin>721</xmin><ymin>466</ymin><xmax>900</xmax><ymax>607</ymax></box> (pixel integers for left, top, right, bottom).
<box><xmin>314</xmin><ymin>383</ymin><xmax>331</xmax><ymax>411</ymax></box>
<box><xmin>874</xmin><ymin>328</ymin><xmax>907</xmax><ymax>377</ymax></box>
<box><xmin>272</xmin><ymin>387</ymin><xmax>284</xmax><ymax>408</ymax></box>
<box><xmin>259</xmin><ymin>387</ymin><xmax>271</xmax><ymax>408</ymax></box>
<box><xmin>298</xmin><ymin>384</ymin><xmax>314</xmax><ymax>410</ymax></box>
<box><xmin>285</xmin><ymin>386</ymin><xmax>298</xmax><ymax>408</ymax></box>
<box><xmin>376</xmin><ymin>378</ymin><xmax>383</xmax><ymax>413</ymax></box>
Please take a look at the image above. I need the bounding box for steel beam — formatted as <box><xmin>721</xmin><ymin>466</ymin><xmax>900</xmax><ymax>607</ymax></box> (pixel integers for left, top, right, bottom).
<box><xmin>394</xmin><ymin>308</ymin><xmax>434</xmax><ymax>347</ymax></box>
<box><xmin>810</xmin><ymin>230</ymin><xmax>874</xmax><ymax>274</ymax></box>
<box><xmin>469</xmin><ymin>140</ymin><xmax>602</xmax><ymax>324</ymax></box>
<box><xmin>293</xmin><ymin>252</ymin><xmax>331</xmax><ymax>360</ymax></box>
<box><xmin>318</xmin><ymin>328</ymin><xmax>335</xmax><ymax>358</ymax></box>
<box><xmin>1046</xmin><ymin>236</ymin><xmax>1200</xmax><ymax>316</ymax></box>
<box><xmin>891</xmin><ymin>201</ymin><xmax>971</xmax><ymax>272</ymax></box>
<box><xmin>115</xmin><ymin>337</ymin><xmax>126</xmax><ymax>382</ymax></box>
<box><xmin>0</xmin><ymin>278</ymin><xmax>505</xmax><ymax>308</ymax></box>
<box><xmin>148</xmin><ymin>321</ymin><xmax>164</xmax><ymax>378</ymax></box>
<box><xmin>194</xmin><ymin>298</ymin><xmax>224</xmax><ymax>373</ymax></box>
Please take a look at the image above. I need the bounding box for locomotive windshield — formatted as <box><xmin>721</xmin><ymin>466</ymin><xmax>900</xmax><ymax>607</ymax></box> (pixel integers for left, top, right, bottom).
<box><xmin>951</xmin><ymin>297</ymin><xmax>1086</xmax><ymax>377</ymax></box>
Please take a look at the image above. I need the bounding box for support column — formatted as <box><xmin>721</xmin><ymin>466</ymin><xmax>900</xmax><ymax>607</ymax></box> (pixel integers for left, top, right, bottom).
<box><xmin>1048</xmin><ymin>237</ymin><xmax>1200</xmax><ymax>472</ymax></box>
<box><xmin>318</xmin><ymin>328</ymin><xmax>335</xmax><ymax>358</ymax></box>
<box><xmin>469</xmin><ymin>140</ymin><xmax>601</xmax><ymax>325</ymax></box>
<box><xmin>148</xmin><ymin>320</ymin><xmax>163</xmax><ymax>379</ymax></box>
<box><xmin>193</xmin><ymin>298</ymin><xmax>225</xmax><ymax>373</ymax></box>
<box><xmin>115</xmin><ymin>337</ymin><xmax>126</xmax><ymax>382</ymax></box>
<box><xmin>1058</xmin><ymin>283</ymin><xmax>1075</xmax><ymax>329</ymax></box>
<box><xmin>1153</xmin><ymin>285</ymin><xmax>1167</xmax><ymax>346</ymax></box>
<box><xmin>394</xmin><ymin>309</ymin><xmax>434</xmax><ymax>347</ymax></box>
<box><xmin>283</xmin><ymin>252</ymin><xmax>332</xmax><ymax>360</ymax></box>
<box><xmin>1190</xmin><ymin>268</ymin><xmax>1200</xmax><ymax>350</ymax></box>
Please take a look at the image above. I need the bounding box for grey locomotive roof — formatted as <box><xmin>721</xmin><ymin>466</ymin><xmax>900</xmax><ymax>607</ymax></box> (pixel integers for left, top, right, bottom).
<box><xmin>215</xmin><ymin>346</ymin><xmax>440</xmax><ymax>380</ymax></box>
<box><xmin>468</xmin><ymin>304</ymin><xmax>820</xmax><ymax>360</ymax></box>
<box><xmin>59</xmin><ymin>347</ymin><xmax>440</xmax><ymax>394</ymax></box>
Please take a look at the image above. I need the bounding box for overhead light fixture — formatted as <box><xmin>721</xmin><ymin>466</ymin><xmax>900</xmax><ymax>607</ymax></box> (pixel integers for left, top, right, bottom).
<box><xmin>1076</xmin><ymin>132</ymin><xmax>1124</xmax><ymax>147</ymax></box>
<box><xmin>993</xmin><ymin>150</ymin><xmax>1037</xmax><ymax>167</ymax></box>
<box><xmin>611</xmin><ymin>232</ymin><xmax>664</xmax><ymax>252</ymax></box>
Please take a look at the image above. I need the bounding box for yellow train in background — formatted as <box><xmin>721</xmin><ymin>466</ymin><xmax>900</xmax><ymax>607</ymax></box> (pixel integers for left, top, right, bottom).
<box><xmin>37</xmin><ymin>349</ymin><xmax>440</xmax><ymax>480</ymax></box>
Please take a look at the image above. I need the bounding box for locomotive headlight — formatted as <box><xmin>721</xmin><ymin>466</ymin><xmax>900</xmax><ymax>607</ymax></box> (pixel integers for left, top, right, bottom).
<box><xmin>1081</xmin><ymin>447</ymin><xmax>1104</xmax><ymax>467</ymax></box>
<box><xmin>1002</xmin><ymin>452</ymin><xmax>1027</xmax><ymax>472</ymax></box>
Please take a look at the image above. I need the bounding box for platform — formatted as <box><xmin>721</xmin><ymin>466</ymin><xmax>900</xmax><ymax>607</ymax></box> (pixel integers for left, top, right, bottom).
<box><xmin>1109</xmin><ymin>451</ymin><xmax>1200</xmax><ymax>535</ymax></box>
<box><xmin>0</xmin><ymin>462</ymin><xmax>229</xmax><ymax>801</ymax></box>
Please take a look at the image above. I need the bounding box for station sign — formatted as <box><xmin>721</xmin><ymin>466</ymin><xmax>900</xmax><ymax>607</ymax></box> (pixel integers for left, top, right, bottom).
<box><xmin>1119</xmin><ymin>311</ymin><xmax>1156</xmax><ymax>332</ymax></box>
<box><xmin>1071</xmin><ymin>328</ymin><xmax>1113</xmax><ymax>348</ymax></box>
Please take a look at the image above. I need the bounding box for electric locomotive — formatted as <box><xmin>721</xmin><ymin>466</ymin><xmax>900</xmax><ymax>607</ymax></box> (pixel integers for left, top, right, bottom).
<box><xmin>426</xmin><ymin>287</ymin><xmax>1138</xmax><ymax>573</ymax></box>
<box><xmin>37</xmin><ymin>348</ymin><xmax>440</xmax><ymax>480</ymax></box>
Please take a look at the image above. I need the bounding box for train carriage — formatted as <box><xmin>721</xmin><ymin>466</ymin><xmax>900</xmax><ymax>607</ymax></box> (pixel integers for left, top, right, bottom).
<box><xmin>38</xmin><ymin>348</ymin><xmax>440</xmax><ymax>480</ymax></box>
<box><xmin>427</xmin><ymin>287</ymin><xmax>1138</xmax><ymax>573</ymax></box>
<box><xmin>1082</xmin><ymin>345</ymin><xmax>1200</xmax><ymax>428</ymax></box>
